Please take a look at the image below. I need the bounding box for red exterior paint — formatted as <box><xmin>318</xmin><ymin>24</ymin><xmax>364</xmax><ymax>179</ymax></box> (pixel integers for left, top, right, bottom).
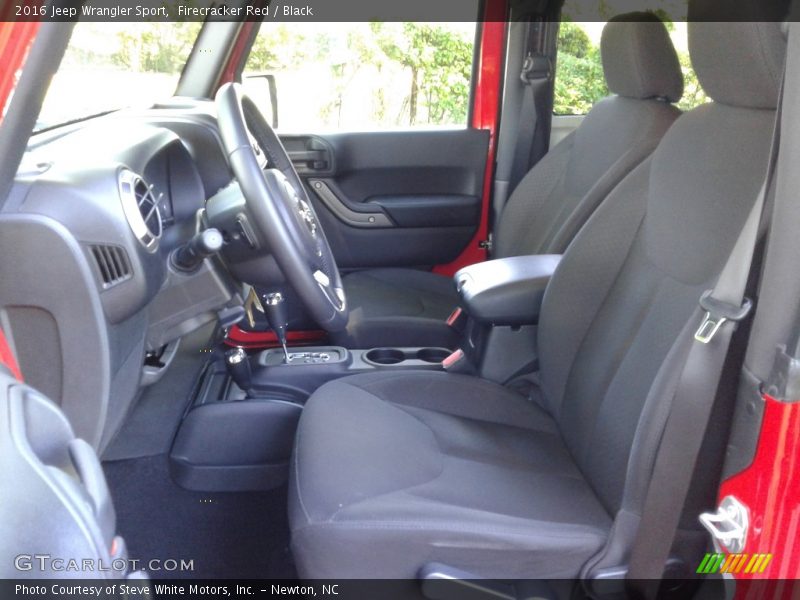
<box><xmin>225</xmin><ymin>325</ymin><xmax>327</xmax><ymax>349</ymax></box>
<box><xmin>433</xmin><ymin>1</ymin><xmax>507</xmax><ymax>276</ymax></box>
<box><xmin>218</xmin><ymin>21</ymin><xmax>258</xmax><ymax>85</ymax></box>
<box><xmin>0</xmin><ymin>21</ymin><xmax>39</xmax><ymax>379</ymax></box>
<box><xmin>0</xmin><ymin>21</ymin><xmax>40</xmax><ymax>126</ymax></box>
<box><xmin>0</xmin><ymin>330</ymin><xmax>22</xmax><ymax>381</ymax></box>
<box><xmin>717</xmin><ymin>395</ymin><xmax>800</xmax><ymax>588</ymax></box>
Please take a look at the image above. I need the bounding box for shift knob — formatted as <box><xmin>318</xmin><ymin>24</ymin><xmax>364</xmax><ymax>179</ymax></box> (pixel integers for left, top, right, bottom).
<box><xmin>172</xmin><ymin>228</ymin><xmax>223</xmax><ymax>272</ymax></box>
<box><xmin>263</xmin><ymin>292</ymin><xmax>290</xmax><ymax>363</ymax></box>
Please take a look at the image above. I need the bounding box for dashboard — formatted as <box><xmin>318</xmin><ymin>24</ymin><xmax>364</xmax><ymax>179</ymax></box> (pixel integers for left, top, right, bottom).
<box><xmin>0</xmin><ymin>99</ymin><xmax>244</xmax><ymax>450</ymax></box>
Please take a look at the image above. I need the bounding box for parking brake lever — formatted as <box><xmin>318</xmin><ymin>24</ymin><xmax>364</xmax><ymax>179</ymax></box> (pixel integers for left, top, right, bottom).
<box><xmin>263</xmin><ymin>292</ymin><xmax>290</xmax><ymax>363</ymax></box>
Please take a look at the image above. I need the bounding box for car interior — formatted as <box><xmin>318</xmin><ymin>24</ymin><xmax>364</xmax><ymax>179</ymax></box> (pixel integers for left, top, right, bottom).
<box><xmin>2</xmin><ymin>0</ymin><xmax>800</xmax><ymax>597</ymax></box>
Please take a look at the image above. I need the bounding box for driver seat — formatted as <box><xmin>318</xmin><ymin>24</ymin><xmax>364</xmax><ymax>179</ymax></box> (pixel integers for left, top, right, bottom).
<box><xmin>289</xmin><ymin>15</ymin><xmax>786</xmax><ymax>579</ymax></box>
<box><xmin>336</xmin><ymin>16</ymin><xmax>684</xmax><ymax>348</ymax></box>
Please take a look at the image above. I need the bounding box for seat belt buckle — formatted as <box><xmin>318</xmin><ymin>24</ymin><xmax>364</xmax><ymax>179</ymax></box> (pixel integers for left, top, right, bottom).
<box><xmin>520</xmin><ymin>52</ymin><xmax>551</xmax><ymax>84</ymax></box>
<box><xmin>694</xmin><ymin>290</ymin><xmax>753</xmax><ymax>344</ymax></box>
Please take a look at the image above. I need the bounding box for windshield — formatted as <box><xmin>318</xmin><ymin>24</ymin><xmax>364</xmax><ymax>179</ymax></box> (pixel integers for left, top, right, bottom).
<box><xmin>35</xmin><ymin>22</ymin><xmax>201</xmax><ymax>132</ymax></box>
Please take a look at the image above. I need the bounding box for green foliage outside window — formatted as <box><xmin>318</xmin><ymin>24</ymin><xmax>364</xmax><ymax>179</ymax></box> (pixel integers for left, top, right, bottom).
<box><xmin>245</xmin><ymin>22</ymin><xmax>474</xmax><ymax>128</ymax></box>
<box><xmin>111</xmin><ymin>23</ymin><xmax>201</xmax><ymax>73</ymax></box>
<box><xmin>553</xmin><ymin>23</ymin><xmax>608</xmax><ymax>115</ymax></box>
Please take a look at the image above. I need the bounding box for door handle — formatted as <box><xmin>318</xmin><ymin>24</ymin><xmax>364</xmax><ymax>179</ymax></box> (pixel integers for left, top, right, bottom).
<box><xmin>287</xmin><ymin>149</ymin><xmax>329</xmax><ymax>170</ymax></box>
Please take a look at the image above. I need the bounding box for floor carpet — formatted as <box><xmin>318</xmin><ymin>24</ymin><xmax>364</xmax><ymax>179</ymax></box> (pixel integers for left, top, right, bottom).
<box><xmin>103</xmin><ymin>454</ymin><xmax>296</xmax><ymax>579</ymax></box>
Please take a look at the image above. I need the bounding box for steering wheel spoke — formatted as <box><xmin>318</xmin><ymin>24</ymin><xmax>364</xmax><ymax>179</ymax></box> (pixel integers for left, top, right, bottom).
<box><xmin>313</xmin><ymin>269</ymin><xmax>346</xmax><ymax>311</ymax></box>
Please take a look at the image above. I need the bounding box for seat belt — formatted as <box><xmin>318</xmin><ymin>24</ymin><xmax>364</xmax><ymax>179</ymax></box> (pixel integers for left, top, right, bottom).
<box><xmin>625</xmin><ymin>71</ymin><xmax>784</xmax><ymax>595</ymax></box>
<box><xmin>508</xmin><ymin>51</ymin><xmax>552</xmax><ymax>194</ymax></box>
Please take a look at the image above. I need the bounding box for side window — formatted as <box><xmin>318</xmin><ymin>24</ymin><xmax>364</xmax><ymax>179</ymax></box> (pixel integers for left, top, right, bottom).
<box><xmin>553</xmin><ymin>15</ymin><xmax>710</xmax><ymax>116</ymax></box>
<box><xmin>553</xmin><ymin>22</ymin><xmax>608</xmax><ymax>115</ymax></box>
<box><xmin>242</xmin><ymin>22</ymin><xmax>477</xmax><ymax>132</ymax></box>
<box><xmin>36</xmin><ymin>23</ymin><xmax>201</xmax><ymax>131</ymax></box>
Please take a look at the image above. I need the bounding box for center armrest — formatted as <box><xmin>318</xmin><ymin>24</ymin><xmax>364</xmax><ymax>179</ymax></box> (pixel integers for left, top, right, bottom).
<box><xmin>455</xmin><ymin>255</ymin><xmax>562</xmax><ymax>325</ymax></box>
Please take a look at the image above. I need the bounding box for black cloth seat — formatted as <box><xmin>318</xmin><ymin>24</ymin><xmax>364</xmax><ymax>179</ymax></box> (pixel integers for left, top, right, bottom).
<box><xmin>289</xmin><ymin>14</ymin><xmax>788</xmax><ymax>580</ymax></box>
<box><xmin>336</xmin><ymin>17</ymin><xmax>684</xmax><ymax>348</ymax></box>
<box><xmin>336</xmin><ymin>268</ymin><xmax>460</xmax><ymax>348</ymax></box>
<box><xmin>290</xmin><ymin>372</ymin><xmax>611</xmax><ymax>579</ymax></box>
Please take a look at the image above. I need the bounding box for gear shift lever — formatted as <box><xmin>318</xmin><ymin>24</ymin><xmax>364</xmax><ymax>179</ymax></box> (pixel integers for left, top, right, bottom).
<box><xmin>263</xmin><ymin>292</ymin><xmax>290</xmax><ymax>363</ymax></box>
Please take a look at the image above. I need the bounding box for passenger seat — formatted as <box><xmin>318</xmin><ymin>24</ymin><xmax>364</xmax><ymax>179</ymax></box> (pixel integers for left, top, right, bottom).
<box><xmin>338</xmin><ymin>15</ymin><xmax>684</xmax><ymax>349</ymax></box>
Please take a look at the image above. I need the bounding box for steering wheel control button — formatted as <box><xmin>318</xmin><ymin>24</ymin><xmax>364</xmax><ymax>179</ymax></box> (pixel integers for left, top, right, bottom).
<box><xmin>313</xmin><ymin>270</ymin><xmax>330</xmax><ymax>287</ymax></box>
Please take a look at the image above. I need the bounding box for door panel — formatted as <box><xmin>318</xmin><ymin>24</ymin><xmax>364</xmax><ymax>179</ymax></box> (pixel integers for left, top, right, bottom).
<box><xmin>281</xmin><ymin>128</ymin><xmax>489</xmax><ymax>269</ymax></box>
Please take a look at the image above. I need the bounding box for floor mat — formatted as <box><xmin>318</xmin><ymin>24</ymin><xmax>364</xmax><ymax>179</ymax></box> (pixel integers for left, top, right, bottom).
<box><xmin>103</xmin><ymin>455</ymin><xmax>296</xmax><ymax>579</ymax></box>
<box><xmin>103</xmin><ymin>325</ymin><xmax>214</xmax><ymax>461</ymax></box>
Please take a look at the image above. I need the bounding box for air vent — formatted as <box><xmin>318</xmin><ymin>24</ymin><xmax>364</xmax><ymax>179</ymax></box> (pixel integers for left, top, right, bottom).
<box><xmin>90</xmin><ymin>244</ymin><xmax>132</xmax><ymax>288</ymax></box>
<box><xmin>118</xmin><ymin>169</ymin><xmax>162</xmax><ymax>251</ymax></box>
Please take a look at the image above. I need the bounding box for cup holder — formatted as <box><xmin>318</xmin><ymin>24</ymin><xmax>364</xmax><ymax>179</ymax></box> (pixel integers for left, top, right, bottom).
<box><xmin>363</xmin><ymin>347</ymin><xmax>452</xmax><ymax>368</ymax></box>
<box><xmin>364</xmin><ymin>348</ymin><xmax>406</xmax><ymax>365</ymax></box>
<box><xmin>416</xmin><ymin>348</ymin><xmax>451</xmax><ymax>363</ymax></box>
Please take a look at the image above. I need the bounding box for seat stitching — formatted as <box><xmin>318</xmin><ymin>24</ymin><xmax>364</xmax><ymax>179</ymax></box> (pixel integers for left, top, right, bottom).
<box><xmin>329</xmin><ymin>400</ymin><xmax>591</xmax><ymax>525</ymax></box>
<box><xmin>393</xmin><ymin>403</ymin><xmax>583</xmax><ymax>479</ymax></box>
<box><xmin>356</xmin><ymin>377</ymin><xmax>555</xmax><ymax>434</ymax></box>
<box><xmin>557</xmin><ymin>213</ymin><xmax>647</xmax><ymax>422</ymax></box>
<box><xmin>292</xmin><ymin>412</ymin><xmax>313</xmax><ymax>524</ymax></box>
<box><xmin>325</xmin><ymin>380</ymin><xmax>447</xmax><ymax>522</ymax></box>
<box><xmin>308</xmin><ymin>381</ymin><xmax>610</xmax><ymax>546</ymax></box>
<box><xmin>574</xmin><ymin>275</ymin><xmax>663</xmax><ymax>469</ymax></box>
<box><xmin>297</xmin><ymin>519</ymin><xmax>609</xmax><ymax>541</ymax></box>
<box><xmin>399</xmin><ymin>401</ymin><xmax>563</xmax><ymax>442</ymax></box>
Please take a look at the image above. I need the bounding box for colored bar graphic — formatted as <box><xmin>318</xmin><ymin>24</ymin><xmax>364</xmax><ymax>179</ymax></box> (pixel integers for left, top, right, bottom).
<box><xmin>696</xmin><ymin>553</ymin><xmax>773</xmax><ymax>574</ymax></box>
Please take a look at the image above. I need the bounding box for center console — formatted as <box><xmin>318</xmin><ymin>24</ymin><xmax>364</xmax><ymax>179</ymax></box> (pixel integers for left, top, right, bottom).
<box><xmin>169</xmin><ymin>255</ymin><xmax>561</xmax><ymax>493</ymax></box>
<box><xmin>452</xmin><ymin>254</ymin><xmax>561</xmax><ymax>382</ymax></box>
<box><xmin>170</xmin><ymin>342</ymin><xmax>451</xmax><ymax>492</ymax></box>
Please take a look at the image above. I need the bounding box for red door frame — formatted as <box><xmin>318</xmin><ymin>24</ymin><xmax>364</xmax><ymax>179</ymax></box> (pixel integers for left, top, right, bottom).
<box><xmin>717</xmin><ymin>395</ymin><xmax>800</xmax><ymax>585</ymax></box>
<box><xmin>0</xmin><ymin>20</ymin><xmax>40</xmax><ymax>127</ymax></box>
<box><xmin>0</xmin><ymin>21</ymin><xmax>39</xmax><ymax>379</ymax></box>
<box><xmin>433</xmin><ymin>1</ymin><xmax>508</xmax><ymax>276</ymax></box>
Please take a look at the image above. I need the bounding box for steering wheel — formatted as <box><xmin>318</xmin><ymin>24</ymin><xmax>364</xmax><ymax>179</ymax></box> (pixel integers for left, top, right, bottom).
<box><xmin>215</xmin><ymin>82</ymin><xmax>348</xmax><ymax>331</ymax></box>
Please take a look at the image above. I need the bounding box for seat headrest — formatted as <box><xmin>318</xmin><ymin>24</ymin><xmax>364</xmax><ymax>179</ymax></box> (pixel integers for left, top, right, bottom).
<box><xmin>600</xmin><ymin>13</ymin><xmax>684</xmax><ymax>103</ymax></box>
<box><xmin>688</xmin><ymin>24</ymin><xmax>787</xmax><ymax>109</ymax></box>
<box><xmin>688</xmin><ymin>0</ymin><xmax>788</xmax><ymax>109</ymax></box>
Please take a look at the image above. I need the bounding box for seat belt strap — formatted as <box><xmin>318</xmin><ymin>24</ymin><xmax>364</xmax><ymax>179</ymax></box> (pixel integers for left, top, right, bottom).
<box><xmin>625</xmin><ymin>70</ymin><xmax>784</xmax><ymax>594</ymax></box>
<box><xmin>509</xmin><ymin>52</ymin><xmax>551</xmax><ymax>193</ymax></box>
